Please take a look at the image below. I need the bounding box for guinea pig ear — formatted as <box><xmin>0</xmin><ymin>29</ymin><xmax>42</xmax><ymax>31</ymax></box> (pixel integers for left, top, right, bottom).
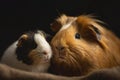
<box><xmin>88</xmin><ymin>24</ymin><xmax>101</xmax><ymax>41</ymax></box>
<box><xmin>50</xmin><ymin>20</ymin><xmax>62</xmax><ymax>32</ymax></box>
<box><xmin>17</xmin><ymin>34</ymin><xmax>28</xmax><ymax>47</ymax></box>
<box><xmin>50</xmin><ymin>14</ymin><xmax>68</xmax><ymax>32</ymax></box>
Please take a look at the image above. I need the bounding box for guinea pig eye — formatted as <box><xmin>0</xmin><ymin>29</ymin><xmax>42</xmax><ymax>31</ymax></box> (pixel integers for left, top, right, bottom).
<box><xmin>75</xmin><ymin>33</ymin><xmax>81</xmax><ymax>39</ymax></box>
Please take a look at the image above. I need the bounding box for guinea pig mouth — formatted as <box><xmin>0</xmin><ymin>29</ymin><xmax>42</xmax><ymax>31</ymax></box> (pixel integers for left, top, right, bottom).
<box><xmin>53</xmin><ymin>50</ymin><xmax>68</xmax><ymax>60</ymax></box>
<box><xmin>53</xmin><ymin>54</ymin><xmax>67</xmax><ymax>62</ymax></box>
<box><xmin>53</xmin><ymin>53</ymin><xmax>64</xmax><ymax>59</ymax></box>
<box><xmin>59</xmin><ymin>56</ymin><xmax>65</xmax><ymax>59</ymax></box>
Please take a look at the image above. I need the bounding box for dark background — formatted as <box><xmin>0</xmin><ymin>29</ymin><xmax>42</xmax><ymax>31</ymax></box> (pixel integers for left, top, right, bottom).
<box><xmin>0</xmin><ymin>0</ymin><xmax>120</xmax><ymax>57</ymax></box>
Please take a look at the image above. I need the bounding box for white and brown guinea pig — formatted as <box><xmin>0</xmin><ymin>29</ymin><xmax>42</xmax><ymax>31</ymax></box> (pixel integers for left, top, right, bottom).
<box><xmin>0</xmin><ymin>30</ymin><xmax>52</xmax><ymax>73</ymax></box>
<box><xmin>49</xmin><ymin>14</ymin><xmax>120</xmax><ymax>76</ymax></box>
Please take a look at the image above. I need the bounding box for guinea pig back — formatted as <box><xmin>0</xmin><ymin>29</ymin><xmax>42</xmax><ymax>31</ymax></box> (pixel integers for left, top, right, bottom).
<box><xmin>49</xmin><ymin>14</ymin><xmax>120</xmax><ymax>76</ymax></box>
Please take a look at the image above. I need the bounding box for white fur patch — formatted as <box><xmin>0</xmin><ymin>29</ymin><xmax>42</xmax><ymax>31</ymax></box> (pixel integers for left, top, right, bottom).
<box><xmin>34</xmin><ymin>33</ymin><xmax>52</xmax><ymax>60</ymax></box>
<box><xmin>60</xmin><ymin>17</ymin><xmax>77</xmax><ymax>31</ymax></box>
<box><xmin>0</xmin><ymin>41</ymin><xmax>33</xmax><ymax>71</ymax></box>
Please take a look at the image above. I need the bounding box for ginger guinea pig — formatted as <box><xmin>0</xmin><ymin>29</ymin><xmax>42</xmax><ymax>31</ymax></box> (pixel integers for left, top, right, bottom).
<box><xmin>49</xmin><ymin>14</ymin><xmax>120</xmax><ymax>76</ymax></box>
<box><xmin>1</xmin><ymin>30</ymin><xmax>52</xmax><ymax>73</ymax></box>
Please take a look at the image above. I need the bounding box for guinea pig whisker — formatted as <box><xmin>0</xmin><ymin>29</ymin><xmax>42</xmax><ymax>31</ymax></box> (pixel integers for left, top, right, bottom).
<box><xmin>31</xmin><ymin>53</ymin><xmax>43</xmax><ymax>58</ymax></box>
<box><xmin>69</xmin><ymin>46</ymin><xmax>81</xmax><ymax>55</ymax></box>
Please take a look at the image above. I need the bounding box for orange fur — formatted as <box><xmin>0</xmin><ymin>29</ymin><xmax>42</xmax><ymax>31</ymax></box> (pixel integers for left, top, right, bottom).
<box><xmin>28</xmin><ymin>50</ymin><xmax>42</xmax><ymax>65</ymax></box>
<box><xmin>50</xmin><ymin>14</ymin><xmax>120</xmax><ymax>76</ymax></box>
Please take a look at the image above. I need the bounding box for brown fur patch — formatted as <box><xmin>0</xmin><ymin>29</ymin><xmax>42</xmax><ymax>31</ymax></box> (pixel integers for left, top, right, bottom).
<box><xmin>28</xmin><ymin>50</ymin><xmax>42</xmax><ymax>65</ymax></box>
<box><xmin>17</xmin><ymin>34</ymin><xmax>28</xmax><ymax>47</ymax></box>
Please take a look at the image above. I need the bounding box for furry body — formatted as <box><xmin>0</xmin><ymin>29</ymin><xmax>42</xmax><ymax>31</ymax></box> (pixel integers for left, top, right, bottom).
<box><xmin>1</xmin><ymin>30</ymin><xmax>52</xmax><ymax>73</ymax></box>
<box><xmin>50</xmin><ymin>14</ymin><xmax>120</xmax><ymax>76</ymax></box>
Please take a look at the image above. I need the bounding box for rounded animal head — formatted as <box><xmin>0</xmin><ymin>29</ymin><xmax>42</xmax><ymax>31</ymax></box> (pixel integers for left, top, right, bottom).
<box><xmin>50</xmin><ymin>14</ymin><xmax>120</xmax><ymax>76</ymax></box>
<box><xmin>16</xmin><ymin>30</ymin><xmax>52</xmax><ymax>66</ymax></box>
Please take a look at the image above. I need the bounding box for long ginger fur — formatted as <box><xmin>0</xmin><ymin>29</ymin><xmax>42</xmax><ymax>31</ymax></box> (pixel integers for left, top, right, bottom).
<box><xmin>50</xmin><ymin>14</ymin><xmax>120</xmax><ymax>76</ymax></box>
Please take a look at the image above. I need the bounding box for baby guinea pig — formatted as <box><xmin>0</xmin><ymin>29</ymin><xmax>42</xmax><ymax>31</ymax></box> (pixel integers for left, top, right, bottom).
<box><xmin>49</xmin><ymin>14</ymin><xmax>120</xmax><ymax>76</ymax></box>
<box><xmin>1</xmin><ymin>30</ymin><xmax>52</xmax><ymax>73</ymax></box>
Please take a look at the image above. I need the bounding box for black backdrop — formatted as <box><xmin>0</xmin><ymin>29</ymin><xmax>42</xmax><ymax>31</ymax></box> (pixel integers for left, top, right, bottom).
<box><xmin>0</xmin><ymin>0</ymin><xmax>120</xmax><ymax>57</ymax></box>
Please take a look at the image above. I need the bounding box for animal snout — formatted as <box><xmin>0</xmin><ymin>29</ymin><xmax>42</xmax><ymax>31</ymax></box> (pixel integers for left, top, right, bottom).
<box><xmin>55</xmin><ymin>46</ymin><xmax>67</xmax><ymax>57</ymax></box>
<box><xmin>56</xmin><ymin>46</ymin><xmax>65</xmax><ymax>51</ymax></box>
<box><xmin>43</xmin><ymin>51</ymin><xmax>48</xmax><ymax>55</ymax></box>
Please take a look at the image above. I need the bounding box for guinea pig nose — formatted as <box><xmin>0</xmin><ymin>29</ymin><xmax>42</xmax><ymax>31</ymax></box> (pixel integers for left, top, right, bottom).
<box><xmin>56</xmin><ymin>46</ymin><xmax>65</xmax><ymax>51</ymax></box>
<box><xmin>43</xmin><ymin>51</ymin><xmax>47</xmax><ymax>55</ymax></box>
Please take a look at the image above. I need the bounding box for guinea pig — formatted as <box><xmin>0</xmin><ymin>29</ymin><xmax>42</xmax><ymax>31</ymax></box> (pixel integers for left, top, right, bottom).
<box><xmin>49</xmin><ymin>14</ymin><xmax>120</xmax><ymax>76</ymax></box>
<box><xmin>0</xmin><ymin>30</ymin><xmax>52</xmax><ymax>73</ymax></box>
